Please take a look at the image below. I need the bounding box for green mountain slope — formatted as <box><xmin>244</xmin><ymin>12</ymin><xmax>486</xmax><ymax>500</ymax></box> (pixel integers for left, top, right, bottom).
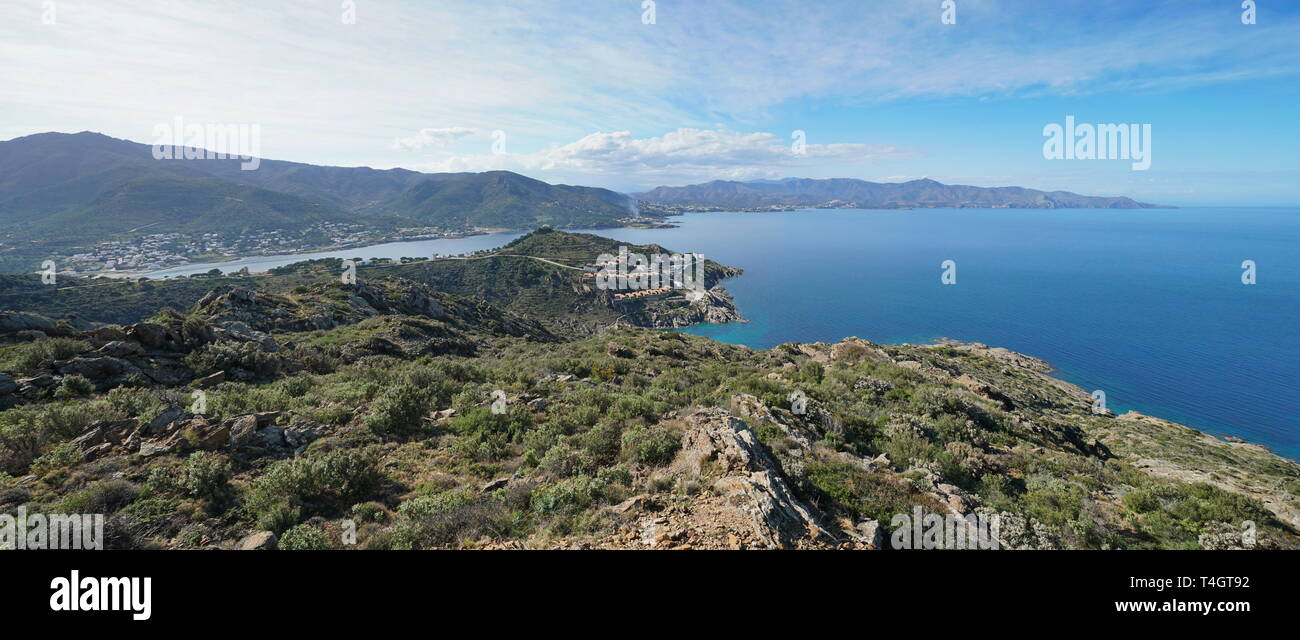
<box><xmin>372</xmin><ymin>171</ymin><xmax>633</xmax><ymax>228</ymax></box>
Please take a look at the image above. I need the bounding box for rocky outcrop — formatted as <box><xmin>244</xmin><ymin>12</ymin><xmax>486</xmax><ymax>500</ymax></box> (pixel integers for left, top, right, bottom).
<box><xmin>639</xmin><ymin>286</ymin><xmax>745</xmax><ymax>328</ymax></box>
<box><xmin>68</xmin><ymin>407</ymin><xmax>324</xmax><ymax>462</ymax></box>
<box><xmin>672</xmin><ymin>407</ymin><xmax>832</xmax><ymax>548</ymax></box>
<box><xmin>0</xmin><ymin>311</ymin><xmax>56</xmax><ymax>333</ymax></box>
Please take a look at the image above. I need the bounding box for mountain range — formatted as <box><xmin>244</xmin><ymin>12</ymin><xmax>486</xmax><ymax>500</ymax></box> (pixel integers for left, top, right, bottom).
<box><xmin>0</xmin><ymin>131</ymin><xmax>1165</xmax><ymax>274</ymax></box>
<box><xmin>635</xmin><ymin>177</ymin><xmax>1164</xmax><ymax>209</ymax></box>
<box><xmin>0</xmin><ymin>132</ymin><xmax>635</xmax><ymax>247</ymax></box>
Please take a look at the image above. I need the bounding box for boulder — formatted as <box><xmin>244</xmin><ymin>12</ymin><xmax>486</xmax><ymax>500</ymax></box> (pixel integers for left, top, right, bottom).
<box><xmin>71</xmin><ymin>419</ymin><xmax>139</xmax><ymax>448</ymax></box>
<box><xmin>193</xmin><ymin>370</ymin><xmax>226</xmax><ymax>389</ymax></box>
<box><xmin>125</xmin><ymin>322</ymin><xmax>175</xmax><ymax>349</ymax></box>
<box><xmin>56</xmin><ymin>356</ymin><xmax>131</xmax><ymax>381</ymax></box>
<box><xmin>142</xmin><ymin>406</ymin><xmax>190</xmax><ymax>437</ymax></box>
<box><xmin>855</xmin><ymin>519</ymin><xmax>884</xmax><ymax>549</ymax></box>
<box><xmin>96</xmin><ymin>341</ymin><xmax>144</xmax><ymax>358</ymax></box>
<box><xmin>236</xmin><ymin>531</ymin><xmax>278</xmax><ymax>550</ymax></box>
<box><xmin>674</xmin><ymin>407</ymin><xmax>831</xmax><ymax>549</ymax></box>
<box><xmin>138</xmin><ymin>440</ymin><xmax>175</xmax><ymax>457</ymax></box>
<box><xmin>0</xmin><ymin>311</ymin><xmax>56</xmax><ymax>333</ymax></box>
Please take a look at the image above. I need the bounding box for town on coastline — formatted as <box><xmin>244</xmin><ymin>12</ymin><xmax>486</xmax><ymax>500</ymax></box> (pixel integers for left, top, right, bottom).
<box><xmin>50</xmin><ymin>223</ymin><xmax>490</xmax><ymax>277</ymax></box>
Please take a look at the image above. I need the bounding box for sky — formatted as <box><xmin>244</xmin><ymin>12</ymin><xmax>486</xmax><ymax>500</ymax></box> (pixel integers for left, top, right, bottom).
<box><xmin>2</xmin><ymin>0</ymin><xmax>1298</xmax><ymax>204</ymax></box>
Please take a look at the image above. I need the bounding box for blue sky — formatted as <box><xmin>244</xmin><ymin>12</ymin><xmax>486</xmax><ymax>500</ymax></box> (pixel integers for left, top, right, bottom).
<box><xmin>2</xmin><ymin>0</ymin><xmax>1298</xmax><ymax>204</ymax></box>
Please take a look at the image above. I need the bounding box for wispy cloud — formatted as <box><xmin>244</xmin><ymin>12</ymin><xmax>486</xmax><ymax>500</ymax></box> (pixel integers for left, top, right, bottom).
<box><xmin>391</xmin><ymin>127</ymin><xmax>477</xmax><ymax>151</ymax></box>
<box><xmin>410</xmin><ymin>128</ymin><xmax>914</xmax><ymax>187</ymax></box>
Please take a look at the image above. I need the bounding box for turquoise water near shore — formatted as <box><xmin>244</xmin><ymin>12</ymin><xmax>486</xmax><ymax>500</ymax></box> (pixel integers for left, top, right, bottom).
<box><xmin>592</xmin><ymin>208</ymin><xmax>1300</xmax><ymax>460</ymax></box>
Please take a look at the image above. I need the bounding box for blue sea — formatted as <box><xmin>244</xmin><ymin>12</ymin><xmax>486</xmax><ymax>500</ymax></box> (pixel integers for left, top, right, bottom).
<box><xmin>593</xmin><ymin>208</ymin><xmax>1300</xmax><ymax>460</ymax></box>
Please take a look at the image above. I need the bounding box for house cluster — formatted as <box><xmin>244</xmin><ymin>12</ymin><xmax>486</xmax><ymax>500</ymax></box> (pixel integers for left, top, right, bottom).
<box><xmin>54</xmin><ymin>223</ymin><xmax>482</xmax><ymax>275</ymax></box>
<box><xmin>611</xmin><ymin>286</ymin><xmax>676</xmax><ymax>301</ymax></box>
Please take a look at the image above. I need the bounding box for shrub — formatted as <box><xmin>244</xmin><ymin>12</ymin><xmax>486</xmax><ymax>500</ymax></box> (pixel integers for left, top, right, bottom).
<box><xmin>398</xmin><ymin>487</ymin><xmax>477</xmax><ymax>520</ymax></box>
<box><xmin>807</xmin><ymin>461</ymin><xmax>939</xmax><ymax>524</ymax></box>
<box><xmin>30</xmin><ymin>441</ymin><xmax>83</xmax><ymax>475</ymax></box>
<box><xmin>105</xmin><ymin>387</ymin><xmax>165</xmax><ymax>423</ymax></box>
<box><xmin>55</xmin><ymin>479</ymin><xmax>140</xmax><ymax>515</ymax></box>
<box><xmin>538</xmin><ymin>442</ymin><xmax>597</xmax><ymax>477</ymax></box>
<box><xmin>55</xmin><ymin>375</ymin><xmax>95</xmax><ymax>398</ymax></box>
<box><xmin>1</xmin><ymin>338</ymin><xmax>90</xmax><ymax>371</ymax></box>
<box><xmin>244</xmin><ymin>448</ymin><xmax>384</xmax><ymax>532</ymax></box>
<box><xmin>179</xmin><ymin>452</ymin><xmax>232</xmax><ymax>502</ymax></box>
<box><xmin>529</xmin><ymin>476</ymin><xmax>605</xmax><ymax>516</ymax></box>
<box><xmin>366</xmin><ymin>383</ymin><xmax>430</xmax><ymax>437</ymax></box>
<box><xmin>619</xmin><ymin>425</ymin><xmax>681</xmax><ymax>465</ymax></box>
<box><xmin>183</xmin><ymin>341</ymin><xmax>283</xmax><ymax>378</ymax></box>
<box><xmin>449</xmin><ymin>406</ymin><xmax>532</xmax><ymax>443</ymax></box>
<box><xmin>278</xmin><ymin>523</ymin><xmax>329</xmax><ymax>550</ymax></box>
<box><xmin>576</xmin><ymin>420</ymin><xmax>622</xmax><ymax>464</ymax></box>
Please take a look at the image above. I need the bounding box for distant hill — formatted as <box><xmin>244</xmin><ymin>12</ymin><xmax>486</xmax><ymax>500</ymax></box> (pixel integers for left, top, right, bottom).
<box><xmin>372</xmin><ymin>171</ymin><xmax>636</xmax><ymax>228</ymax></box>
<box><xmin>383</xmin><ymin>228</ymin><xmax>743</xmax><ymax>332</ymax></box>
<box><xmin>0</xmin><ymin>132</ymin><xmax>635</xmax><ymax>243</ymax></box>
<box><xmin>635</xmin><ymin>177</ymin><xmax>1165</xmax><ymax>209</ymax></box>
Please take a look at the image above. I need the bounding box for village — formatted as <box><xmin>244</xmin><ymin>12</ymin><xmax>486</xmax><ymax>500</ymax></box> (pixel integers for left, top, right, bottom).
<box><xmin>53</xmin><ymin>223</ymin><xmax>478</xmax><ymax>275</ymax></box>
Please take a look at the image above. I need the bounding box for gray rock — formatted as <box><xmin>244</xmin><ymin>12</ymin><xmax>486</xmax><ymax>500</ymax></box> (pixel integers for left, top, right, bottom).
<box><xmin>675</xmin><ymin>407</ymin><xmax>831</xmax><ymax>549</ymax></box>
<box><xmin>856</xmin><ymin>520</ymin><xmax>884</xmax><ymax>549</ymax></box>
<box><xmin>96</xmin><ymin>341</ymin><xmax>144</xmax><ymax>358</ymax></box>
<box><xmin>193</xmin><ymin>370</ymin><xmax>226</xmax><ymax>389</ymax></box>
<box><xmin>138</xmin><ymin>440</ymin><xmax>174</xmax><ymax>457</ymax></box>
<box><xmin>236</xmin><ymin>531</ymin><xmax>278</xmax><ymax>550</ymax></box>
<box><xmin>0</xmin><ymin>311</ymin><xmax>56</xmax><ymax>333</ymax></box>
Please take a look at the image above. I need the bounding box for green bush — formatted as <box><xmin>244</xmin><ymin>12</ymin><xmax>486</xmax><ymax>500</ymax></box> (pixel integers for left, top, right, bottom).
<box><xmin>807</xmin><ymin>461</ymin><xmax>936</xmax><ymax>524</ymax></box>
<box><xmin>183</xmin><ymin>341</ymin><xmax>283</xmax><ymax>378</ymax></box>
<box><xmin>398</xmin><ymin>487</ymin><xmax>477</xmax><ymax>520</ymax></box>
<box><xmin>245</xmin><ymin>448</ymin><xmax>384</xmax><ymax>532</ymax></box>
<box><xmin>55</xmin><ymin>479</ymin><xmax>139</xmax><ymax>514</ymax></box>
<box><xmin>55</xmin><ymin>374</ymin><xmax>95</xmax><ymax>398</ymax></box>
<box><xmin>538</xmin><ymin>442</ymin><xmax>597</xmax><ymax>477</ymax></box>
<box><xmin>366</xmin><ymin>383</ymin><xmax>430</xmax><ymax>437</ymax></box>
<box><xmin>619</xmin><ymin>424</ymin><xmax>681</xmax><ymax>465</ymax></box>
<box><xmin>1</xmin><ymin>338</ymin><xmax>90</xmax><ymax>371</ymax></box>
<box><xmin>278</xmin><ymin>523</ymin><xmax>329</xmax><ymax>550</ymax></box>
<box><xmin>179</xmin><ymin>451</ymin><xmax>232</xmax><ymax>502</ymax></box>
<box><xmin>530</xmin><ymin>476</ymin><xmax>606</xmax><ymax>516</ymax></box>
<box><xmin>30</xmin><ymin>441</ymin><xmax>83</xmax><ymax>475</ymax></box>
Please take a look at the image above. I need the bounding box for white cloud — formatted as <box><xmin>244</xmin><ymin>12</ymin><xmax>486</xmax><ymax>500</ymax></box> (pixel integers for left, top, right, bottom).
<box><xmin>390</xmin><ymin>127</ymin><xmax>477</xmax><ymax>151</ymax></box>
<box><xmin>411</xmin><ymin>128</ymin><xmax>914</xmax><ymax>186</ymax></box>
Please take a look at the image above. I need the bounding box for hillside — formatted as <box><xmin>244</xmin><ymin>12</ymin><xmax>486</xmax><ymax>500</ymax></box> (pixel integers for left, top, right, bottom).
<box><xmin>636</xmin><ymin>177</ymin><xmax>1165</xmax><ymax>209</ymax></box>
<box><xmin>369</xmin><ymin>171</ymin><xmax>635</xmax><ymax>228</ymax></box>
<box><xmin>0</xmin><ymin>132</ymin><xmax>639</xmax><ymax>273</ymax></box>
<box><xmin>0</xmin><ymin>230</ymin><xmax>1295</xmax><ymax>551</ymax></box>
<box><xmin>0</xmin><ymin>230</ymin><xmax>744</xmax><ymax>332</ymax></box>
